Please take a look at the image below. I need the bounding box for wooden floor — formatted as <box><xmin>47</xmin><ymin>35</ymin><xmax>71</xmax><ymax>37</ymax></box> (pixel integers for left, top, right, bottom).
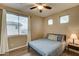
<box><xmin>0</xmin><ymin>46</ymin><xmax>79</xmax><ymax>56</ymax></box>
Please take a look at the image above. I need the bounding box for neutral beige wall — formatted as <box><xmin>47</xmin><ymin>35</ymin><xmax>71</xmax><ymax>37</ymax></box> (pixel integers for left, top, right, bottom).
<box><xmin>8</xmin><ymin>35</ymin><xmax>27</xmax><ymax>49</ymax></box>
<box><xmin>43</xmin><ymin>6</ymin><xmax>79</xmax><ymax>42</ymax></box>
<box><xmin>30</xmin><ymin>15</ymin><xmax>44</xmax><ymax>40</ymax></box>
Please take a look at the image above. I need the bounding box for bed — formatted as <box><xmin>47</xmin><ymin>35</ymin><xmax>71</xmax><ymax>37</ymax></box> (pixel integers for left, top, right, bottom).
<box><xmin>28</xmin><ymin>33</ymin><xmax>66</xmax><ymax>56</ymax></box>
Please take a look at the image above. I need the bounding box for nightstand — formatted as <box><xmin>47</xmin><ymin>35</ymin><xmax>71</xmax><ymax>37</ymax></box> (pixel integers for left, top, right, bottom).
<box><xmin>66</xmin><ymin>43</ymin><xmax>79</xmax><ymax>54</ymax></box>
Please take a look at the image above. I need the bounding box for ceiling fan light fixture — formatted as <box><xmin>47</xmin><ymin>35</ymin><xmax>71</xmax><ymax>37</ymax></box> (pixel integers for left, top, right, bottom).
<box><xmin>37</xmin><ymin>5</ymin><xmax>43</xmax><ymax>10</ymax></box>
<box><xmin>30</xmin><ymin>3</ymin><xmax>52</xmax><ymax>13</ymax></box>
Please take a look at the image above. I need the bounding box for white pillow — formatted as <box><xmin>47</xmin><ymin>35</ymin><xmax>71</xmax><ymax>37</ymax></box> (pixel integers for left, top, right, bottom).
<box><xmin>48</xmin><ymin>35</ymin><xmax>57</xmax><ymax>40</ymax></box>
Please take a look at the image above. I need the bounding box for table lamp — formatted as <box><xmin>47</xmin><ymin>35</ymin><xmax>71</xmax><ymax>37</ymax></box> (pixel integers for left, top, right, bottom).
<box><xmin>70</xmin><ymin>33</ymin><xmax>78</xmax><ymax>44</ymax></box>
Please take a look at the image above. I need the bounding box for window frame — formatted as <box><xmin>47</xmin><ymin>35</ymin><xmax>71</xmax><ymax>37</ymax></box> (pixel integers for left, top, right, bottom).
<box><xmin>18</xmin><ymin>16</ymin><xmax>28</xmax><ymax>35</ymax></box>
<box><xmin>59</xmin><ymin>15</ymin><xmax>69</xmax><ymax>24</ymax></box>
<box><xmin>6</xmin><ymin>12</ymin><xmax>29</xmax><ymax>36</ymax></box>
<box><xmin>48</xmin><ymin>19</ymin><xmax>53</xmax><ymax>25</ymax></box>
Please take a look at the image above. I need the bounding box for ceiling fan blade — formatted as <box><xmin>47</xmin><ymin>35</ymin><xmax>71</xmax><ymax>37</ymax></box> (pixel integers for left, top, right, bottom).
<box><xmin>44</xmin><ymin>6</ymin><xmax>52</xmax><ymax>9</ymax></box>
<box><xmin>30</xmin><ymin>6</ymin><xmax>37</xmax><ymax>9</ymax></box>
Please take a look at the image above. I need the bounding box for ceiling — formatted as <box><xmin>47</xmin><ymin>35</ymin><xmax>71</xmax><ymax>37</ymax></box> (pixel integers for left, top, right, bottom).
<box><xmin>2</xmin><ymin>3</ymin><xmax>79</xmax><ymax>17</ymax></box>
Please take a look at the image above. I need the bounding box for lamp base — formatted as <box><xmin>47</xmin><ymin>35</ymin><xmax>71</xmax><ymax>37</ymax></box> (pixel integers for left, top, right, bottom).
<box><xmin>73</xmin><ymin>39</ymin><xmax>74</xmax><ymax>44</ymax></box>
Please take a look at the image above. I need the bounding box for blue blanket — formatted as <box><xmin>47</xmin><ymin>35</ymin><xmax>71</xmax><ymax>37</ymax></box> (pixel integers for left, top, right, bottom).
<box><xmin>29</xmin><ymin>39</ymin><xmax>65</xmax><ymax>56</ymax></box>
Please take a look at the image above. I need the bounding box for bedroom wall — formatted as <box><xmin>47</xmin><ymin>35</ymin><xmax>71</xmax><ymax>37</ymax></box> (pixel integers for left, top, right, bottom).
<box><xmin>30</xmin><ymin>15</ymin><xmax>44</xmax><ymax>40</ymax></box>
<box><xmin>8</xmin><ymin>35</ymin><xmax>27</xmax><ymax>50</ymax></box>
<box><xmin>43</xmin><ymin>6</ymin><xmax>79</xmax><ymax>42</ymax></box>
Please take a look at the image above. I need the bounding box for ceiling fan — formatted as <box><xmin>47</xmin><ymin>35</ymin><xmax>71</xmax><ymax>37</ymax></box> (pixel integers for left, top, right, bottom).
<box><xmin>30</xmin><ymin>3</ymin><xmax>52</xmax><ymax>13</ymax></box>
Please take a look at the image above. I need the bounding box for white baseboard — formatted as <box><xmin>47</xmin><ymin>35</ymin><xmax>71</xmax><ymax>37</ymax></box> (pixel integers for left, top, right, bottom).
<box><xmin>9</xmin><ymin>45</ymin><xmax>27</xmax><ymax>52</ymax></box>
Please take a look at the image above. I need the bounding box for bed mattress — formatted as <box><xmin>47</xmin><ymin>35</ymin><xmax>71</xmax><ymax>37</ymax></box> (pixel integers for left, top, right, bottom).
<box><xmin>28</xmin><ymin>39</ymin><xmax>65</xmax><ymax>56</ymax></box>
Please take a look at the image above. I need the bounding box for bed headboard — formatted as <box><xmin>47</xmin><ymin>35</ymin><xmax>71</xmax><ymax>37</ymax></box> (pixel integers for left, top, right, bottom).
<box><xmin>46</xmin><ymin>33</ymin><xmax>66</xmax><ymax>41</ymax></box>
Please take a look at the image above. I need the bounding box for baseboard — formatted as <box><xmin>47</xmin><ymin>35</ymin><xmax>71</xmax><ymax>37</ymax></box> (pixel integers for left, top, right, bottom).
<box><xmin>9</xmin><ymin>45</ymin><xmax>27</xmax><ymax>52</ymax></box>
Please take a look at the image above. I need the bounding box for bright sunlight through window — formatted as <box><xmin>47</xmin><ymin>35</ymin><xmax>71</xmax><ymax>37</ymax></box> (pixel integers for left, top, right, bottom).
<box><xmin>48</xmin><ymin>19</ymin><xmax>53</xmax><ymax>25</ymax></box>
<box><xmin>60</xmin><ymin>15</ymin><xmax>69</xmax><ymax>24</ymax></box>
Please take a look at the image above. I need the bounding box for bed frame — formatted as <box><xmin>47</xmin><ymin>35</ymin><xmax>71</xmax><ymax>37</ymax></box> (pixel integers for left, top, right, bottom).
<box><xmin>28</xmin><ymin>33</ymin><xmax>66</xmax><ymax>55</ymax></box>
<box><xmin>46</xmin><ymin>33</ymin><xmax>66</xmax><ymax>41</ymax></box>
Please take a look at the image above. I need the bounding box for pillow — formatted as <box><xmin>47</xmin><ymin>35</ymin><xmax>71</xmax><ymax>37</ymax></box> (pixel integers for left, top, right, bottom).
<box><xmin>57</xmin><ymin>35</ymin><xmax>63</xmax><ymax>41</ymax></box>
<box><xmin>48</xmin><ymin>35</ymin><xmax>57</xmax><ymax>40</ymax></box>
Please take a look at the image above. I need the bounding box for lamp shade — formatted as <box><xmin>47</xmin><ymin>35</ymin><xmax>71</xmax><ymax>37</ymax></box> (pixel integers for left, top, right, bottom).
<box><xmin>70</xmin><ymin>33</ymin><xmax>78</xmax><ymax>39</ymax></box>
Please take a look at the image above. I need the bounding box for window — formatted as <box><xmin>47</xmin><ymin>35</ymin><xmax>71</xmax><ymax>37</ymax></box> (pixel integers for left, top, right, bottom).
<box><xmin>6</xmin><ymin>13</ymin><xmax>18</xmax><ymax>36</ymax></box>
<box><xmin>60</xmin><ymin>15</ymin><xmax>69</xmax><ymax>24</ymax></box>
<box><xmin>6</xmin><ymin>13</ymin><xmax>28</xmax><ymax>36</ymax></box>
<box><xmin>19</xmin><ymin>16</ymin><xmax>28</xmax><ymax>35</ymax></box>
<box><xmin>48</xmin><ymin>19</ymin><xmax>53</xmax><ymax>25</ymax></box>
